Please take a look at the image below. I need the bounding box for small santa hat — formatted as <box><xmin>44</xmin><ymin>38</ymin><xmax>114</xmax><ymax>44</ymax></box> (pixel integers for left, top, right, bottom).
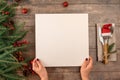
<box><xmin>101</xmin><ymin>24</ymin><xmax>113</xmax><ymax>36</ymax></box>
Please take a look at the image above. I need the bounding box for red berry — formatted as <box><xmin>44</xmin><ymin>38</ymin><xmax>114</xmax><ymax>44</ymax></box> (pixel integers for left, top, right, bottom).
<box><xmin>22</xmin><ymin>8</ymin><xmax>28</xmax><ymax>14</ymax></box>
<box><xmin>63</xmin><ymin>1</ymin><xmax>69</xmax><ymax>7</ymax></box>
<box><xmin>13</xmin><ymin>42</ymin><xmax>17</xmax><ymax>47</ymax></box>
<box><xmin>4</xmin><ymin>11</ymin><xmax>10</xmax><ymax>15</ymax></box>
<box><xmin>23</xmin><ymin>40</ymin><xmax>28</xmax><ymax>44</ymax></box>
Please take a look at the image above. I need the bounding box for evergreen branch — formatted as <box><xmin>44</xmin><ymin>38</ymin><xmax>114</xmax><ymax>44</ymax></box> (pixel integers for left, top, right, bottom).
<box><xmin>4</xmin><ymin>65</ymin><xmax>22</xmax><ymax>73</ymax></box>
<box><xmin>0</xmin><ymin>26</ymin><xmax>8</xmax><ymax>36</ymax></box>
<box><xmin>9</xmin><ymin>54</ymin><xmax>18</xmax><ymax>62</ymax></box>
<box><xmin>0</xmin><ymin>31</ymin><xmax>7</xmax><ymax>36</ymax></box>
<box><xmin>0</xmin><ymin>66</ymin><xmax>6</xmax><ymax>71</ymax></box>
<box><xmin>0</xmin><ymin>45</ymin><xmax>13</xmax><ymax>52</ymax></box>
<box><xmin>0</xmin><ymin>0</ymin><xmax>29</xmax><ymax>79</ymax></box>
<box><xmin>0</xmin><ymin>4</ymin><xmax>8</xmax><ymax>11</ymax></box>
<box><xmin>0</xmin><ymin>16</ymin><xmax>8</xmax><ymax>23</ymax></box>
<box><xmin>1</xmin><ymin>36</ymin><xmax>23</xmax><ymax>39</ymax></box>
<box><xmin>0</xmin><ymin>27</ymin><xmax>7</xmax><ymax>30</ymax></box>
<box><xmin>6</xmin><ymin>6</ymin><xmax>15</xmax><ymax>17</ymax></box>
<box><xmin>2</xmin><ymin>57</ymin><xmax>15</xmax><ymax>61</ymax></box>
<box><xmin>0</xmin><ymin>60</ymin><xmax>27</xmax><ymax>65</ymax></box>
<box><xmin>0</xmin><ymin>15</ymin><xmax>8</xmax><ymax>19</ymax></box>
<box><xmin>0</xmin><ymin>50</ymin><xmax>16</xmax><ymax>59</ymax></box>
<box><xmin>0</xmin><ymin>26</ymin><xmax>3</xmax><ymax>28</ymax></box>
<box><xmin>0</xmin><ymin>73</ymin><xmax>26</xmax><ymax>80</ymax></box>
<box><xmin>0</xmin><ymin>76</ymin><xmax>5</xmax><ymax>80</ymax></box>
<box><xmin>0</xmin><ymin>70</ymin><xmax>4</xmax><ymax>74</ymax></box>
<box><xmin>13</xmin><ymin>23</ymin><xmax>25</xmax><ymax>34</ymax></box>
<box><xmin>13</xmin><ymin>31</ymin><xmax>28</xmax><ymax>42</ymax></box>
<box><xmin>0</xmin><ymin>45</ymin><xmax>27</xmax><ymax>59</ymax></box>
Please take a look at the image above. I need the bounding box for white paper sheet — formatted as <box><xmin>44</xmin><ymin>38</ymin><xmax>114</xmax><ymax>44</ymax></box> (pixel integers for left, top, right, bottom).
<box><xmin>35</xmin><ymin>14</ymin><xmax>89</xmax><ymax>67</ymax></box>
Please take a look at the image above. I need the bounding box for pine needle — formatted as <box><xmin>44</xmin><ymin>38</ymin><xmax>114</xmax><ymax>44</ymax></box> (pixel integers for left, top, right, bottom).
<box><xmin>0</xmin><ymin>60</ymin><xmax>27</xmax><ymax>65</ymax></box>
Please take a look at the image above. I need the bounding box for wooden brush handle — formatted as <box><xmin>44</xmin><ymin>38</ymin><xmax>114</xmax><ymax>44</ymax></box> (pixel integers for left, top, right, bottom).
<box><xmin>103</xmin><ymin>43</ymin><xmax>108</xmax><ymax>64</ymax></box>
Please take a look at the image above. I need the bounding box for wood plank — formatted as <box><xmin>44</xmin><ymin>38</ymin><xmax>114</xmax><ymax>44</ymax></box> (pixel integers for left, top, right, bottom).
<box><xmin>12</xmin><ymin>1</ymin><xmax>120</xmax><ymax>79</ymax></box>
<box><xmin>27</xmin><ymin>73</ymin><xmax>63</xmax><ymax>80</ymax></box>
<box><xmin>14</xmin><ymin>4</ymin><xmax>120</xmax><ymax>26</ymax></box>
<box><xmin>27</xmin><ymin>72</ymin><xmax>120</xmax><ymax>80</ymax></box>
<box><xmin>21</xmin><ymin>0</ymin><xmax>120</xmax><ymax>5</ymax></box>
<box><xmin>62</xmin><ymin>72</ymin><xmax>120</xmax><ymax>80</ymax></box>
<box><xmin>48</xmin><ymin>73</ymin><xmax>63</xmax><ymax>80</ymax></box>
<box><xmin>27</xmin><ymin>74</ymin><xmax>40</xmax><ymax>80</ymax></box>
<box><xmin>90</xmin><ymin>72</ymin><xmax>110</xmax><ymax>80</ymax></box>
<box><xmin>63</xmin><ymin>72</ymin><xmax>81</xmax><ymax>80</ymax></box>
<box><xmin>90</xmin><ymin>72</ymin><xmax>120</xmax><ymax>80</ymax></box>
<box><xmin>6</xmin><ymin>0</ymin><xmax>120</xmax><ymax>80</ymax></box>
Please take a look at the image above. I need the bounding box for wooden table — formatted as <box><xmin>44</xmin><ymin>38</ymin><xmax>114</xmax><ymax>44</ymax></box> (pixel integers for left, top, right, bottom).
<box><xmin>15</xmin><ymin>0</ymin><xmax>120</xmax><ymax>80</ymax></box>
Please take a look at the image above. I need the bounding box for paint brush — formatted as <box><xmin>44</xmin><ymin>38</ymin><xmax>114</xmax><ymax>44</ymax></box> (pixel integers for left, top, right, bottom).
<box><xmin>101</xmin><ymin>23</ymin><xmax>114</xmax><ymax>64</ymax></box>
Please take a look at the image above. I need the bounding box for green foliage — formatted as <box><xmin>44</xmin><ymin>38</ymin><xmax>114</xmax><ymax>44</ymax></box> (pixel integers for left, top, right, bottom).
<box><xmin>108</xmin><ymin>43</ymin><xmax>117</xmax><ymax>54</ymax></box>
<box><xmin>0</xmin><ymin>0</ymin><xmax>15</xmax><ymax>23</ymax></box>
<box><xmin>0</xmin><ymin>0</ymin><xmax>28</xmax><ymax>80</ymax></box>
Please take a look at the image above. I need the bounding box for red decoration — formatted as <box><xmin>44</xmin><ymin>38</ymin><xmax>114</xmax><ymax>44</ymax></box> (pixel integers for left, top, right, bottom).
<box><xmin>2</xmin><ymin>20</ymin><xmax>15</xmax><ymax>30</ymax></box>
<box><xmin>4</xmin><ymin>11</ymin><xmax>10</xmax><ymax>15</ymax></box>
<box><xmin>21</xmin><ymin>8</ymin><xmax>28</xmax><ymax>14</ymax></box>
<box><xmin>1</xmin><ymin>11</ymin><xmax>10</xmax><ymax>15</ymax></box>
<box><xmin>102</xmin><ymin>24</ymin><xmax>112</xmax><ymax>33</ymax></box>
<box><xmin>13</xmin><ymin>40</ymin><xmax>29</xmax><ymax>47</ymax></box>
<box><xmin>102</xmin><ymin>28</ymin><xmax>111</xmax><ymax>33</ymax></box>
<box><xmin>14</xmin><ymin>51</ymin><xmax>24</xmax><ymax>62</ymax></box>
<box><xmin>63</xmin><ymin>1</ymin><xmax>69</xmax><ymax>7</ymax></box>
<box><xmin>23</xmin><ymin>60</ymin><xmax>35</xmax><ymax>76</ymax></box>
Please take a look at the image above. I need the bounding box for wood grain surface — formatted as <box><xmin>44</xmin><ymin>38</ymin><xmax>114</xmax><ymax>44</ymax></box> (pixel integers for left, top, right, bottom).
<box><xmin>14</xmin><ymin>0</ymin><xmax>120</xmax><ymax>80</ymax></box>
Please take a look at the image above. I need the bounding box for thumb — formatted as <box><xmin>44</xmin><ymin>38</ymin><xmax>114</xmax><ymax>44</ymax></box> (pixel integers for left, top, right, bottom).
<box><xmin>81</xmin><ymin>58</ymin><xmax>89</xmax><ymax>68</ymax></box>
<box><xmin>86</xmin><ymin>57</ymin><xmax>93</xmax><ymax>69</ymax></box>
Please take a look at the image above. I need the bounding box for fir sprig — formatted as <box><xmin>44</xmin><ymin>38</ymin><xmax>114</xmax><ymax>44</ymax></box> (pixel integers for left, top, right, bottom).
<box><xmin>0</xmin><ymin>0</ymin><xmax>29</xmax><ymax>80</ymax></box>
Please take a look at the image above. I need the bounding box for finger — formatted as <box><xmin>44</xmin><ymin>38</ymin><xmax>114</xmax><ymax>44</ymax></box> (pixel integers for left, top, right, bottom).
<box><xmin>36</xmin><ymin>59</ymin><xmax>43</xmax><ymax>68</ymax></box>
<box><xmin>81</xmin><ymin>58</ymin><xmax>89</xmax><ymax>68</ymax></box>
<box><xmin>89</xmin><ymin>57</ymin><xmax>93</xmax><ymax>66</ymax></box>
<box><xmin>32</xmin><ymin>58</ymin><xmax>37</xmax><ymax>64</ymax></box>
<box><xmin>33</xmin><ymin>59</ymin><xmax>39</xmax><ymax>68</ymax></box>
<box><xmin>86</xmin><ymin>57</ymin><xmax>93</xmax><ymax>69</ymax></box>
<box><xmin>32</xmin><ymin>58</ymin><xmax>36</xmax><ymax>66</ymax></box>
<box><xmin>32</xmin><ymin>60</ymin><xmax>37</xmax><ymax>70</ymax></box>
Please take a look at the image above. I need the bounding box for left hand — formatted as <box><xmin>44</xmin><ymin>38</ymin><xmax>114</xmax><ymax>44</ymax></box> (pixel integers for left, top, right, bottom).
<box><xmin>32</xmin><ymin>58</ymin><xmax>48</xmax><ymax>80</ymax></box>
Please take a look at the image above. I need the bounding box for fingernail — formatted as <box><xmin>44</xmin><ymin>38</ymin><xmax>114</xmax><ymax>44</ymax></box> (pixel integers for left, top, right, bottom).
<box><xmin>37</xmin><ymin>58</ymin><xmax>39</xmax><ymax>61</ymax></box>
<box><xmin>86</xmin><ymin>58</ymin><xmax>88</xmax><ymax>61</ymax></box>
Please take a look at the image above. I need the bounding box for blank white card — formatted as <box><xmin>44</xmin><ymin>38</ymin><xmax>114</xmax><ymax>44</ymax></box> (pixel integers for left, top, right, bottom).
<box><xmin>35</xmin><ymin>14</ymin><xmax>89</xmax><ymax>67</ymax></box>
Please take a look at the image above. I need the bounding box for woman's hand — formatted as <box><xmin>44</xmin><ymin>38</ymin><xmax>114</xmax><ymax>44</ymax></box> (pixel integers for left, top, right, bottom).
<box><xmin>80</xmin><ymin>57</ymin><xmax>93</xmax><ymax>80</ymax></box>
<box><xmin>32</xmin><ymin>58</ymin><xmax>48</xmax><ymax>80</ymax></box>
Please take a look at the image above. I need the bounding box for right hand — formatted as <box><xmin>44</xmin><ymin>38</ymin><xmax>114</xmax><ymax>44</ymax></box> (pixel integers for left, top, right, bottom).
<box><xmin>80</xmin><ymin>57</ymin><xmax>93</xmax><ymax>80</ymax></box>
